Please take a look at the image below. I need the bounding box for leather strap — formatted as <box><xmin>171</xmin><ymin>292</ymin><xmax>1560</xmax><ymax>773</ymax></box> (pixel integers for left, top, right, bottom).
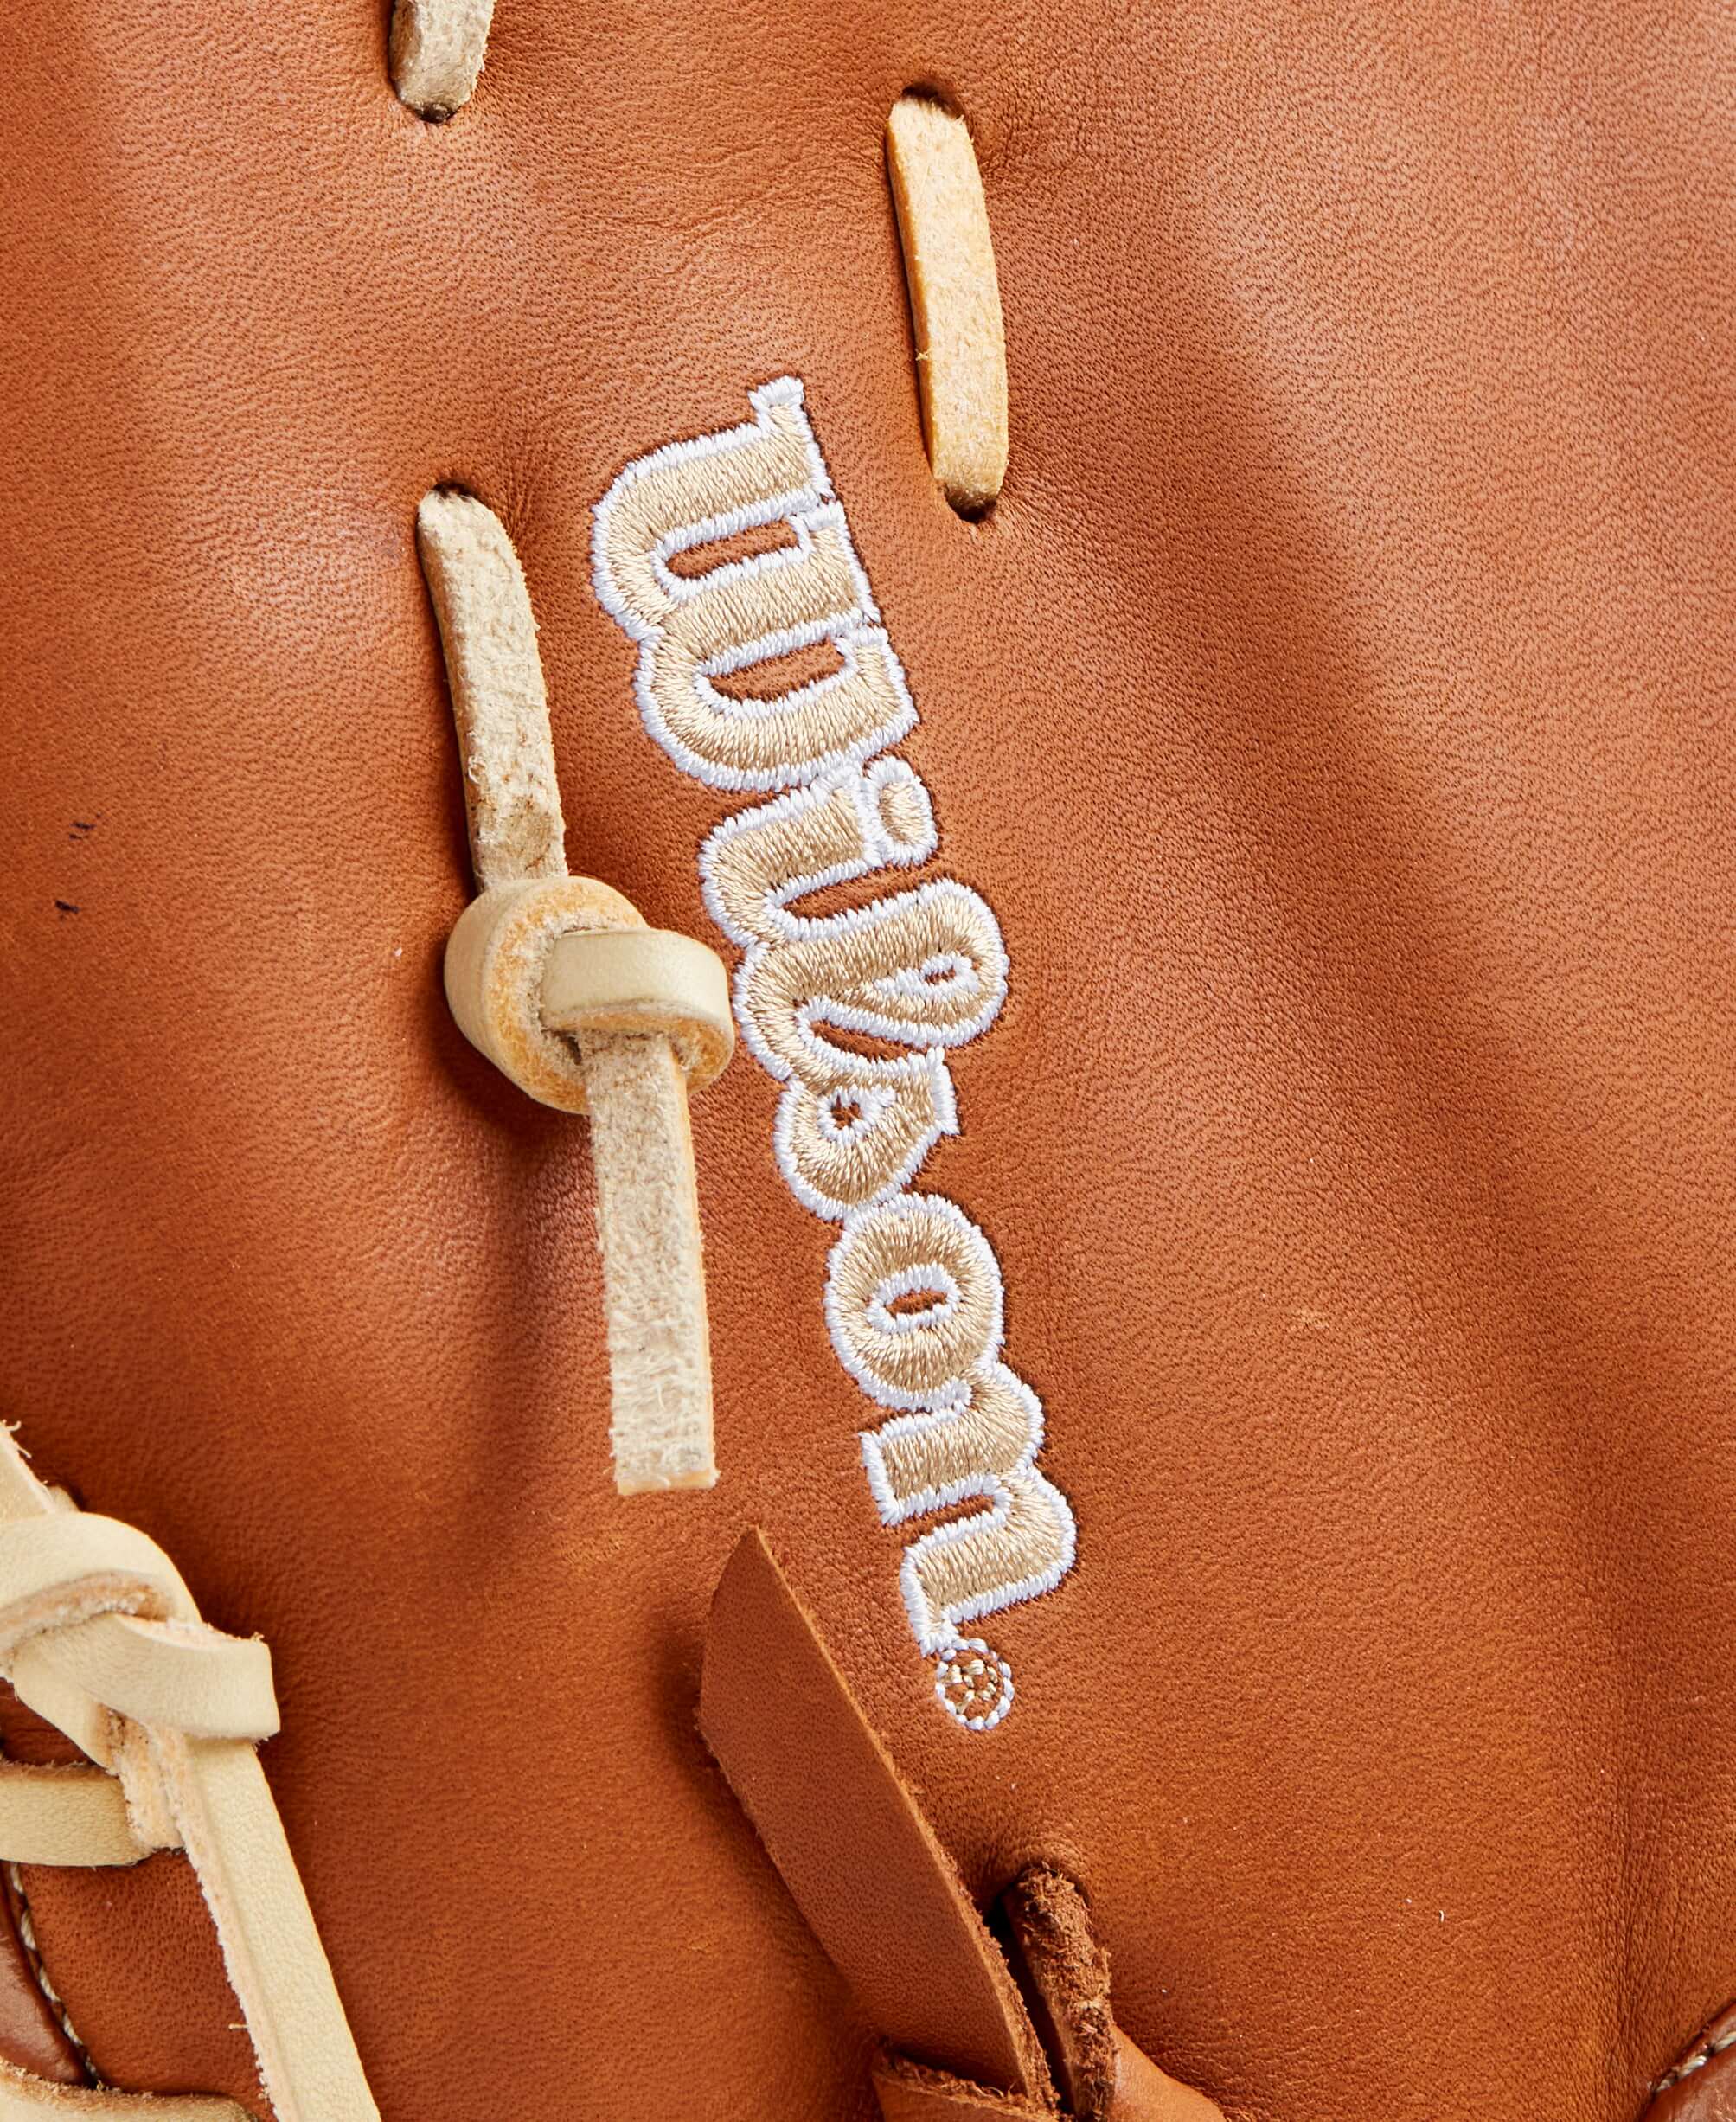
<box><xmin>872</xmin><ymin>2055</ymin><xmax>1053</xmax><ymax>2121</ymax></box>
<box><xmin>1002</xmin><ymin>1867</ymin><xmax>1223</xmax><ymax>2122</ymax></box>
<box><xmin>700</xmin><ymin>1531</ymin><xmax>1225</xmax><ymax>2122</ymax></box>
<box><xmin>0</xmin><ymin>1766</ymin><xmax>144</xmax><ymax>1869</ymax></box>
<box><xmin>872</xmin><ymin>2047</ymin><xmax>1222</xmax><ymax>2122</ymax></box>
<box><xmin>540</xmin><ymin>927</ymin><xmax>733</xmax><ymax>1092</ymax></box>
<box><xmin>388</xmin><ymin>0</ymin><xmax>492</xmax><ymax>119</ymax></box>
<box><xmin>0</xmin><ymin>1443</ymin><xmax>378</xmax><ymax>2122</ymax></box>
<box><xmin>1101</xmin><ymin>2035</ymin><xmax>1227</xmax><ymax>2122</ymax></box>
<box><xmin>0</xmin><ymin>2063</ymin><xmax>248</xmax><ymax>2121</ymax></box>
<box><xmin>884</xmin><ymin>95</ymin><xmax>1009</xmax><ymax>515</ymax></box>
<box><xmin>420</xmin><ymin>484</ymin><xmax>728</xmax><ymax>1496</ymax></box>
<box><xmin>699</xmin><ymin>1529</ymin><xmax>1052</xmax><ymax>2100</ymax></box>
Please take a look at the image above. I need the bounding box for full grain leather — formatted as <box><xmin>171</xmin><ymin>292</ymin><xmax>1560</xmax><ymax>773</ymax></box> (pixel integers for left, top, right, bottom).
<box><xmin>3</xmin><ymin>4</ymin><xmax>1733</xmax><ymax>2119</ymax></box>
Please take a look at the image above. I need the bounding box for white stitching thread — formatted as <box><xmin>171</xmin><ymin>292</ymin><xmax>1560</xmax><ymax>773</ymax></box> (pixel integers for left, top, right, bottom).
<box><xmin>593</xmin><ymin>379</ymin><xmax>1078</xmax><ymax>1728</ymax></box>
<box><xmin>4</xmin><ymin>1861</ymin><xmax>98</xmax><ymax>2080</ymax></box>
<box><xmin>932</xmin><ymin>1641</ymin><xmax>1014</xmax><ymax>1734</ymax></box>
<box><xmin>1656</xmin><ymin>2027</ymin><xmax>1736</xmax><ymax>2091</ymax></box>
<box><xmin>591</xmin><ymin>379</ymin><xmax>917</xmax><ymax>792</ymax></box>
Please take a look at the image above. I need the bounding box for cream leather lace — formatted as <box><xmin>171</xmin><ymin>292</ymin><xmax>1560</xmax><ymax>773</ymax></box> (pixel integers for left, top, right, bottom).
<box><xmin>417</xmin><ymin>487</ymin><xmax>735</xmax><ymax>1495</ymax></box>
<box><xmin>0</xmin><ymin>1433</ymin><xmax>377</xmax><ymax>2121</ymax></box>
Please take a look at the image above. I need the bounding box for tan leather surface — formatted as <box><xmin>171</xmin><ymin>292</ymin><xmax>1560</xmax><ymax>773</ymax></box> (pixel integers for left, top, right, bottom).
<box><xmin>873</xmin><ymin>2045</ymin><xmax>1225</xmax><ymax>2122</ymax></box>
<box><xmin>3</xmin><ymin>4</ymin><xmax>1734</xmax><ymax>2120</ymax></box>
<box><xmin>1645</xmin><ymin>2009</ymin><xmax>1736</xmax><ymax>2122</ymax></box>
<box><xmin>701</xmin><ymin>1531</ymin><xmax>1050</xmax><ymax>2099</ymax></box>
<box><xmin>703</xmin><ymin>1543</ymin><xmax>1216</xmax><ymax>2119</ymax></box>
<box><xmin>1105</xmin><ymin>2035</ymin><xmax>1230</xmax><ymax>2122</ymax></box>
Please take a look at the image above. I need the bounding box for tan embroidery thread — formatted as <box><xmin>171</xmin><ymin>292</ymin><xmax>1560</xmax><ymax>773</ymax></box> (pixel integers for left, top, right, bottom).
<box><xmin>593</xmin><ymin>377</ymin><xmax>1075</xmax><ymax>1729</ymax></box>
<box><xmin>591</xmin><ymin>377</ymin><xmax>916</xmax><ymax>792</ymax></box>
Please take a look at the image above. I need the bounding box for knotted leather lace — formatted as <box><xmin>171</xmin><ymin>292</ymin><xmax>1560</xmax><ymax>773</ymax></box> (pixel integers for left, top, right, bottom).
<box><xmin>416</xmin><ymin>486</ymin><xmax>735</xmax><ymax>1496</ymax></box>
<box><xmin>0</xmin><ymin>1433</ymin><xmax>377</xmax><ymax>2121</ymax></box>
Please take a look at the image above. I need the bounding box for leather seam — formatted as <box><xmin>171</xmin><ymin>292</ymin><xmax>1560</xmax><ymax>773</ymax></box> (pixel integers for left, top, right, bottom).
<box><xmin>4</xmin><ymin>1859</ymin><xmax>96</xmax><ymax>2083</ymax></box>
<box><xmin>1655</xmin><ymin>2029</ymin><xmax>1736</xmax><ymax>2093</ymax></box>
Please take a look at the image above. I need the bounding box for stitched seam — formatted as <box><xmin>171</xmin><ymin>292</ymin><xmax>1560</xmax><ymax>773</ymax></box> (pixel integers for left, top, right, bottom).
<box><xmin>4</xmin><ymin>1859</ymin><xmax>99</xmax><ymax>2084</ymax></box>
<box><xmin>1656</xmin><ymin>2029</ymin><xmax>1736</xmax><ymax>2093</ymax></box>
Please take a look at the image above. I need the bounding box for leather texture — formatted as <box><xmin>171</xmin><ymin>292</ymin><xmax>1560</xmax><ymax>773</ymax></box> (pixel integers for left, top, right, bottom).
<box><xmin>1000</xmin><ymin>1867</ymin><xmax>1223</xmax><ymax>2122</ymax></box>
<box><xmin>873</xmin><ymin>2043</ymin><xmax>1223</xmax><ymax>2122</ymax></box>
<box><xmin>702</xmin><ymin>1530</ymin><xmax>1220</xmax><ymax>2120</ymax></box>
<box><xmin>1103</xmin><ymin>2035</ymin><xmax>1228</xmax><ymax>2122</ymax></box>
<box><xmin>3</xmin><ymin>3</ymin><xmax>1734</xmax><ymax>2119</ymax></box>
<box><xmin>873</xmin><ymin>2059</ymin><xmax>1050</xmax><ymax>2122</ymax></box>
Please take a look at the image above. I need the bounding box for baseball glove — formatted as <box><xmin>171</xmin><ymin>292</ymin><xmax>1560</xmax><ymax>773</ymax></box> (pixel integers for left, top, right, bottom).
<box><xmin>3</xmin><ymin>4</ymin><xmax>1733</xmax><ymax>2119</ymax></box>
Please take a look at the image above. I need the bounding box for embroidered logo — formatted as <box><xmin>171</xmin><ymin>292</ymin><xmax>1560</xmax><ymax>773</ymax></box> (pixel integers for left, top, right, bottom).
<box><xmin>593</xmin><ymin>378</ymin><xmax>1075</xmax><ymax>1729</ymax></box>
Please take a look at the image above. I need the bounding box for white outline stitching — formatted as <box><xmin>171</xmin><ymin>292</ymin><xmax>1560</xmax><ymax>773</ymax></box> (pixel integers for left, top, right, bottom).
<box><xmin>592</xmin><ymin>380</ymin><xmax>1079</xmax><ymax>1728</ymax></box>
<box><xmin>592</xmin><ymin>377</ymin><xmax>917</xmax><ymax>793</ymax></box>
<box><xmin>823</xmin><ymin>1192</ymin><xmax>1005</xmax><ymax>1414</ymax></box>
